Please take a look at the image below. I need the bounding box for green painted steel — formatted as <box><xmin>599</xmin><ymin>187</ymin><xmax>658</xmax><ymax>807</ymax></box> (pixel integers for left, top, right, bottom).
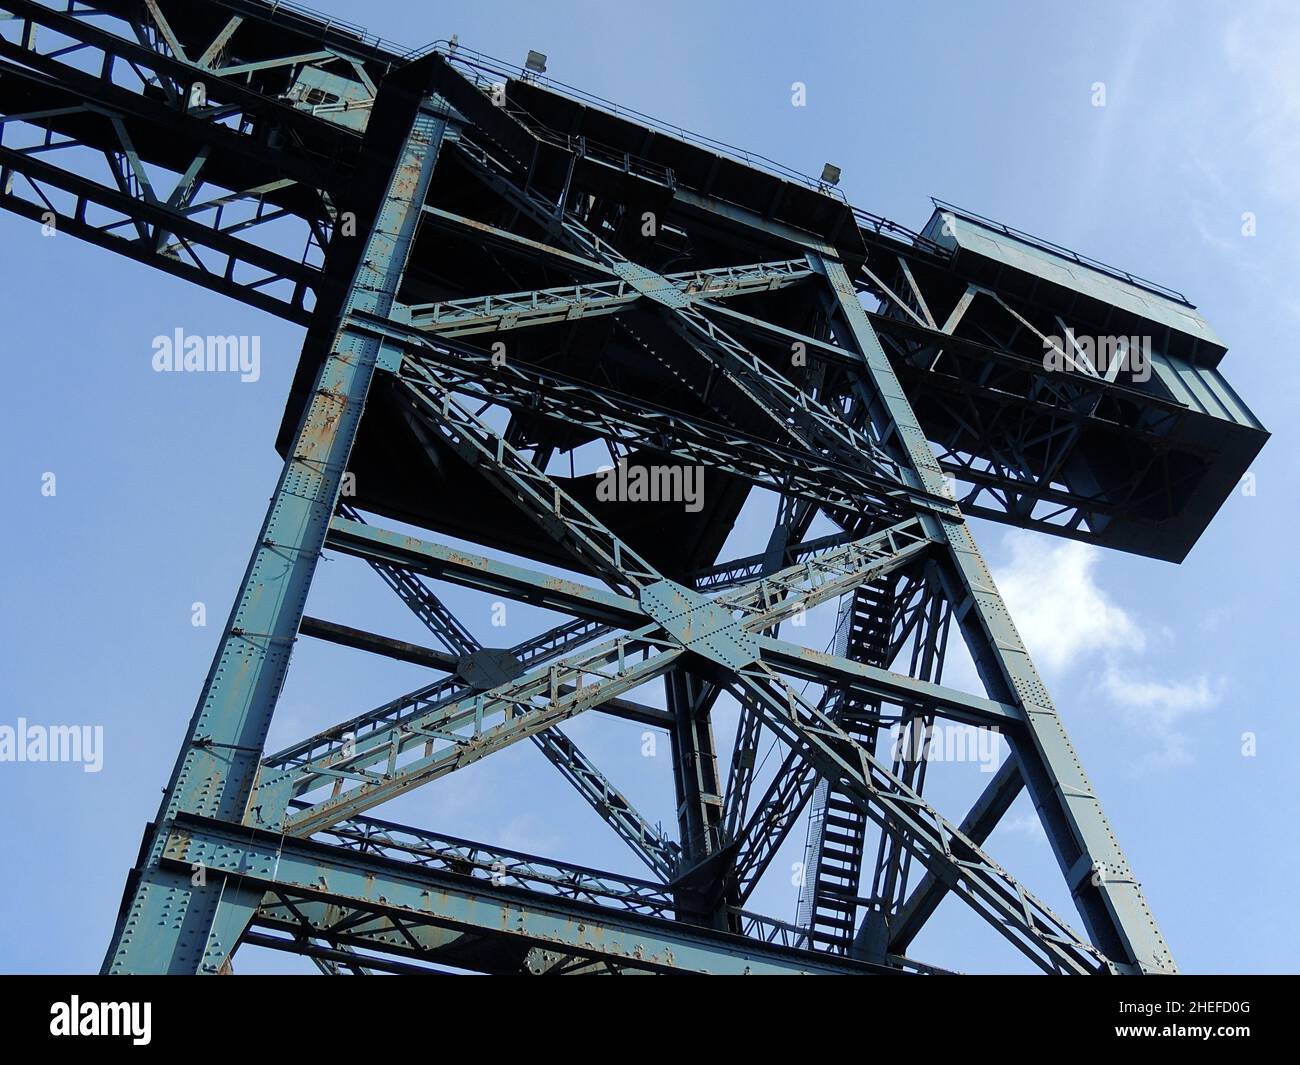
<box><xmin>641</xmin><ymin>580</ymin><xmax>762</xmax><ymax>671</ymax></box>
<box><xmin>815</xmin><ymin>253</ymin><xmax>1176</xmax><ymax>974</ymax></box>
<box><xmin>924</xmin><ymin>203</ymin><xmax>1225</xmax><ymax>356</ymax></box>
<box><xmin>1</xmin><ymin>0</ymin><xmax>1264</xmax><ymax>977</ymax></box>
<box><xmin>101</xmin><ymin>88</ymin><xmax>455</xmax><ymax>975</ymax></box>
<box><xmin>163</xmin><ymin>814</ymin><xmax>886</xmax><ymax>975</ymax></box>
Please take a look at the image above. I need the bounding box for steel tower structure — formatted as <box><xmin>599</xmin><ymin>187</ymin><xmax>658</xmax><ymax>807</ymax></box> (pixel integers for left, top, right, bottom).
<box><xmin>0</xmin><ymin>0</ymin><xmax>1266</xmax><ymax>975</ymax></box>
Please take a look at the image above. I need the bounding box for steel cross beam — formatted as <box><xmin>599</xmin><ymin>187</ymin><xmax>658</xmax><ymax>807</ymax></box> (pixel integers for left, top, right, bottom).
<box><xmin>257</xmin><ymin>519</ymin><xmax>934</xmax><ymax>835</ymax></box>
<box><xmin>449</xmin><ymin>136</ymin><xmax>915</xmax><ymax>492</ymax></box>
<box><xmin>397</xmin><ymin>365</ymin><xmax>664</xmax><ymax>593</ymax></box>
<box><xmin>0</xmin><ymin>0</ymin><xmax>346</xmax><ymax>321</ymax></box>
<box><xmin>338</xmin><ymin>511</ymin><xmax>680</xmax><ymax>880</ymax></box>
<box><xmin>380</xmin><ymin>334</ymin><xmax>937</xmax><ymax>523</ymax></box>
<box><xmin>374</xmin><ymin>352</ymin><xmax>834</xmax><ymax>891</ymax></box>
<box><xmin>254</xmin><ymin>489</ymin><xmax>1095</xmax><ymax>965</ymax></box>
<box><xmin>101</xmin><ymin>80</ymin><xmax>454</xmax><ymax>975</ymax></box>
<box><xmin>732</xmin><ymin>664</ymin><xmax>1104</xmax><ymax>974</ymax></box>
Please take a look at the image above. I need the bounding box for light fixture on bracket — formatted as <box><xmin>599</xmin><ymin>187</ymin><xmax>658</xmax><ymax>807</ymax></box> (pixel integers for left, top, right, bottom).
<box><xmin>524</xmin><ymin>50</ymin><xmax>548</xmax><ymax>77</ymax></box>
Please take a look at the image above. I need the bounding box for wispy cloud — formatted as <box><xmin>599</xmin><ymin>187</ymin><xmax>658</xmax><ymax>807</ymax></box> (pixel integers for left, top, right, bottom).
<box><xmin>1221</xmin><ymin>7</ymin><xmax>1300</xmax><ymax>205</ymax></box>
<box><xmin>1174</xmin><ymin>4</ymin><xmax>1300</xmax><ymax>313</ymax></box>
<box><xmin>1068</xmin><ymin>1</ymin><xmax>1169</xmax><ymax>227</ymax></box>
<box><xmin>1100</xmin><ymin>667</ymin><xmax>1216</xmax><ymax>723</ymax></box>
<box><xmin>1098</xmin><ymin>666</ymin><xmax>1216</xmax><ymax>770</ymax></box>
<box><xmin>990</xmin><ymin>531</ymin><xmax>1217</xmax><ymax>769</ymax></box>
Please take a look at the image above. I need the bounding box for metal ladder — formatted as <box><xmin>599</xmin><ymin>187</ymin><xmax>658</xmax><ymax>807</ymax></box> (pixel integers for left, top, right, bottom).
<box><xmin>797</xmin><ymin>580</ymin><xmax>896</xmax><ymax>952</ymax></box>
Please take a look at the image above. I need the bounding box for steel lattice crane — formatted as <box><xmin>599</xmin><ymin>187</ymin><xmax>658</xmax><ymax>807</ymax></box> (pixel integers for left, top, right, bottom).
<box><xmin>0</xmin><ymin>0</ymin><xmax>1266</xmax><ymax>974</ymax></box>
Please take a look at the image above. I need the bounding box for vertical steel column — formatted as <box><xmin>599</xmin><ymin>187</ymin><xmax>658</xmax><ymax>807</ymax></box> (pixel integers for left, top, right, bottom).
<box><xmin>666</xmin><ymin>671</ymin><xmax>733</xmax><ymax>929</ymax></box>
<box><xmin>101</xmin><ymin>88</ymin><xmax>454</xmax><ymax>975</ymax></box>
<box><xmin>814</xmin><ymin>254</ymin><xmax>1176</xmax><ymax>974</ymax></box>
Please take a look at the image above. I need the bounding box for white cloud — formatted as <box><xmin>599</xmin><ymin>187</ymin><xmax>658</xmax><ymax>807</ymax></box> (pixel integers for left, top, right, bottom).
<box><xmin>993</xmin><ymin>533</ymin><xmax>1145</xmax><ymax>672</ymax></box>
<box><xmin>1100</xmin><ymin>666</ymin><xmax>1216</xmax><ymax>724</ymax></box>
<box><xmin>1098</xmin><ymin>666</ymin><xmax>1217</xmax><ymax>771</ymax></box>
<box><xmin>988</xmin><ymin>531</ymin><xmax>1219</xmax><ymax>770</ymax></box>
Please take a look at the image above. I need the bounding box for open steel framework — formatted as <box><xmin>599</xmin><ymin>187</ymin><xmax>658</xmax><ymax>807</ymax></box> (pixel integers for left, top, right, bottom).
<box><xmin>0</xmin><ymin>0</ymin><xmax>1266</xmax><ymax>974</ymax></box>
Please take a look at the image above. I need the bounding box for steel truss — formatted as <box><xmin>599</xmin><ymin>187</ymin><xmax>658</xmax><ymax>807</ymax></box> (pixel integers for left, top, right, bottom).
<box><xmin>0</xmin><ymin>0</ymin><xmax>1206</xmax><ymax>976</ymax></box>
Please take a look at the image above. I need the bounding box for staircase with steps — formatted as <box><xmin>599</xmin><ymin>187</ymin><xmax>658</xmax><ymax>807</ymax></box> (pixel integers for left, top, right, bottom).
<box><xmin>796</xmin><ymin>580</ymin><xmax>897</xmax><ymax>953</ymax></box>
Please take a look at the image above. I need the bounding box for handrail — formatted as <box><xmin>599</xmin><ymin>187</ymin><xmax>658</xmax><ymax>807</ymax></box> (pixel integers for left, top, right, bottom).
<box><xmin>932</xmin><ymin>197</ymin><xmax>1193</xmax><ymax>307</ymax></box>
<box><xmin>236</xmin><ymin>5</ymin><xmax>1181</xmax><ymax>288</ymax></box>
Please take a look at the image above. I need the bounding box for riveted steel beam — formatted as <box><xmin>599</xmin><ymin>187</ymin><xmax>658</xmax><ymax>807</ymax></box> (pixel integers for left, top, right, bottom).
<box><xmin>731</xmin><ymin>664</ymin><xmax>1105</xmax><ymax>975</ymax></box>
<box><xmin>815</xmin><ymin>253</ymin><xmax>1176</xmax><ymax>974</ymax></box>
<box><xmin>889</xmin><ymin>756</ymin><xmax>1026</xmax><ymax>953</ymax></box>
<box><xmin>101</xmin><ymin>82</ymin><xmax>455</xmax><ymax>975</ymax></box>
<box><xmin>261</xmin><ymin>625</ymin><xmax>681</xmax><ymax>835</ymax></box>
<box><xmin>164</xmin><ymin>813</ymin><xmax>885</xmax><ymax>975</ymax></box>
<box><xmin>758</xmin><ymin>637</ymin><xmax>1023</xmax><ymax>732</ymax></box>
<box><xmin>402</xmin><ymin>257</ymin><xmax>812</xmax><ymax>337</ymax></box>
<box><xmin>324</xmin><ymin>517</ymin><xmax>646</xmax><ymax>629</ymax></box>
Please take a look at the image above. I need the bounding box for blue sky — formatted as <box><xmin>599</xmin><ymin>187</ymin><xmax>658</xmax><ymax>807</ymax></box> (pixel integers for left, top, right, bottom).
<box><xmin>1</xmin><ymin>0</ymin><xmax>1296</xmax><ymax>974</ymax></box>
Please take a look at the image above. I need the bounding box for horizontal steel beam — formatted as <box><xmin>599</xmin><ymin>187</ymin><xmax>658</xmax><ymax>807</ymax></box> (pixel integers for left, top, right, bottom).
<box><xmin>165</xmin><ymin>813</ymin><xmax>886</xmax><ymax>975</ymax></box>
<box><xmin>402</xmin><ymin>258</ymin><xmax>812</xmax><ymax>337</ymax></box>
<box><xmin>758</xmin><ymin>637</ymin><xmax>1024</xmax><ymax>731</ymax></box>
<box><xmin>300</xmin><ymin>615</ymin><xmax>458</xmax><ymax>670</ymax></box>
<box><xmin>325</xmin><ymin>517</ymin><xmax>646</xmax><ymax>629</ymax></box>
<box><xmin>358</xmin><ymin>322</ymin><xmax>949</xmax><ymax>523</ymax></box>
<box><xmin>310</xmin><ymin>809</ymin><xmax>675</xmax><ymax>916</ymax></box>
